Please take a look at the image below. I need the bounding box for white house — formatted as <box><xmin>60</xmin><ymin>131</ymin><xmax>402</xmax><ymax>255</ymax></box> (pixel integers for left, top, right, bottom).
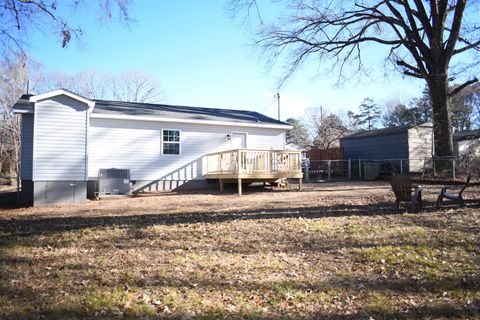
<box><xmin>13</xmin><ymin>89</ymin><xmax>294</xmax><ymax>205</ymax></box>
<box><xmin>454</xmin><ymin>129</ymin><xmax>480</xmax><ymax>155</ymax></box>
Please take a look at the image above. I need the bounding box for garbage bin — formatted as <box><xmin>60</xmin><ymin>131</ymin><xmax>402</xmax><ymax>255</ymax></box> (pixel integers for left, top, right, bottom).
<box><xmin>363</xmin><ymin>161</ymin><xmax>380</xmax><ymax>180</ymax></box>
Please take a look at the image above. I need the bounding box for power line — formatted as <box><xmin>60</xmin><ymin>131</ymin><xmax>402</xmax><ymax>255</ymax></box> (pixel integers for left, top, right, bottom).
<box><xmin>260</xmin><ymin>98</ymin><xmax>276</xmax><ymax>113</ymax></box>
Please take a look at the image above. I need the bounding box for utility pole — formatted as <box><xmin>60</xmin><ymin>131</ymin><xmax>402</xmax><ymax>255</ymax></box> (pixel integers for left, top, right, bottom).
<box><xmin>276</xmin><ymin>92</ymin><xmax>280</xmax><ymax>121</ymax></box>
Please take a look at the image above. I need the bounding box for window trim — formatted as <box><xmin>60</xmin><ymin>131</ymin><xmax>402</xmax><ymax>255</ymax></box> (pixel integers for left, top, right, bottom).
<box><xmin>161</xmin><ymin>129</ymin><xmax>181</xmax><ymax>156</ymax></box>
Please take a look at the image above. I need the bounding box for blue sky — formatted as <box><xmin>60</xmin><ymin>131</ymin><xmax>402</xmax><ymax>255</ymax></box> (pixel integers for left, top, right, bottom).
<box><xmin>27</xmin><ymin>1</ymin><xmax>425</xmax><ymax>121</ymax></box>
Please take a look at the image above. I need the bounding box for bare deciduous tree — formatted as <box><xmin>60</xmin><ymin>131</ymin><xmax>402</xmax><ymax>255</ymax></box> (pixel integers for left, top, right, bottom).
<box><xmin>0</xmin><ymin>0</ymin><xmax>132</xmax><ymax>57</ymax></box>
<box><xmin>41</xmin><ymin>70</ymin><xmax>165</xmax><ymax>103</ymax></box>
<box><xmin>314</xmin><ymin>114</ymin><xmax>348</xmax><ymax>149</ymax></box>
<box><xmin>232</xmin><ymin>0</ymin><xmax>480</xmax><ymax>158</ymax></box>
<box><xmin>302</xmin><ymin>106</ymin><xmax>349</xmax><ymax>149</ymax></box>
<box><xmin>0</xmin><ymin>55</ymin><xmax>41</xmax><ymax>178</ymax></box>
<box><xmin>111</xmin><ymin>71</ymin><xmax>165</xmax><ymax>103</ymax></box>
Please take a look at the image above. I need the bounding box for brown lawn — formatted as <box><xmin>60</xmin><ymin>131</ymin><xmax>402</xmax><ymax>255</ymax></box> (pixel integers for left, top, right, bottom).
<box><xmin>0</xmin><ymin>181</ymin><xmax>479</xmax><ymax>319</ymax></box>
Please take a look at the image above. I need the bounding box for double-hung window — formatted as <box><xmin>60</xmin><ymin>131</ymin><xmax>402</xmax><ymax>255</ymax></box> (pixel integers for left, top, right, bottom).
<box><xmin>162</xmin><ymin>129</ymin><xmax>180</xmax><ymax>155</ymax></box>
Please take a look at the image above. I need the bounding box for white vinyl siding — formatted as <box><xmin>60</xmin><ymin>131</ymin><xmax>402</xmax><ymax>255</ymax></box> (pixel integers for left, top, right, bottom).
<box><xmin>20</xmin><ymin>114</ymin><xmax>34</xmax><ymax>180</ymax></box>
<box><xmin>88</xmin><ymin>118</ymin><xmax>285</xmax><ymax>181</ymax></box>
<box><xmin>34</xmin><ymin>96</ymin><xmax>88</xmax><ymax>181</ymax></box>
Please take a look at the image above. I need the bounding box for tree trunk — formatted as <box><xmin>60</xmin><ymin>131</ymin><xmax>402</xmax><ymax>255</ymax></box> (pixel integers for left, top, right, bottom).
<box><xmin>428</xmin><ymin>72</ymin><xmax>454</xmax><ymax>158</ymax></box>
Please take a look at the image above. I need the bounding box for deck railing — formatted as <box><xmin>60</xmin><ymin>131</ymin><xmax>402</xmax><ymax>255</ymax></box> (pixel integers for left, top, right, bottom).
<box><xmin>205</xmin><ymin>149</ymin><xmax>302</xmax><ymax>176</ymax></box>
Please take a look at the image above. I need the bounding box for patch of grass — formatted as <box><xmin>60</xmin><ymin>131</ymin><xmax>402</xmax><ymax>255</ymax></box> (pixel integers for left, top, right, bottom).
<box><xmin>392</xmin><ymin>226</ymin><xmax>427</xmax><ymax>239</ymax></box>
<box><xmin>344</xmin><ymin>223</ymin><xmax>382</xmax><ymax>236</ymax></box>
<box><xmin>441</xmin><ymin>230</ymin><xmax>478</xmax><ymax>251</ymax></box>
<box><xmin>45</xmin><ymin>303</ymin><xmax>84</xmax><ymax>320</ymax></box>
<box><xmin>359</xmin><ymin>244</ymin><xmax>443</xmax><ymax>269</ymax></box>
<box><xmin>357</xmin><ymin>243</ymin><xmax>479</xmax><ymax>285</ymax></box>
<box><xmin>365</xmin><ymin>292</ymin><xmax>396</xmax><ymax>317</ymax></box>
<box><xmin>310</xmin><ymin>220</ymin><xmax>332</xmax><ymax>232</ymax></box>
<box><xmin>0</xmin><ymin>238</ymin><xmax>24</xmax><ymax>251</ymax></box>
<box><xmin>124</xmin><ymin>302</ymin><xmax>158</xmax><ymax>318</ymax></box>
<box><xmin>83</xmin><ymin>287</ymin><xmax>125</xmax><ymax>312</ymax></box>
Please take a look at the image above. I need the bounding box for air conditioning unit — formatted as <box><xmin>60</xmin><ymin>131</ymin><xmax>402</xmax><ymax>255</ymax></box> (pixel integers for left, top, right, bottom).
<box><xmin>98</xmin><ymin>168</ymin><xmax>131</xmax><ymax>195</ymax></box>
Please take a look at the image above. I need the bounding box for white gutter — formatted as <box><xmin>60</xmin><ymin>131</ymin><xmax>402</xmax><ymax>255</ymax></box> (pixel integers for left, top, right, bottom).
<box><xmin>90</xmin><ymin>113</ymin><xmax>293</xmax><ymax>130</ymax></box>
<box><xmin>12</xmin><ymin>109</ymin><xmax>33</xmax><ymax>114</ymax></box>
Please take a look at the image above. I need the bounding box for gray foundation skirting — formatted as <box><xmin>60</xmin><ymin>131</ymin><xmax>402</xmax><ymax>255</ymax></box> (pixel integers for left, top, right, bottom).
<box><xmin>23</xmin><ymin>178</ymin><xmax>217</xmax><ymax>206</ymax></box>
<box><xmin>30</xmin><ymin>181</ymin><xmax>87</xmax><ymax>206</ymax></box>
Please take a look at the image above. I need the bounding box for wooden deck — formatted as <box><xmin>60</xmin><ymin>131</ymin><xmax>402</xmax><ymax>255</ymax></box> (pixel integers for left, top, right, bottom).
<box><xmin>204</xmin><ymin>149</ymin><xmax>303</xmax><ymax>195</ymax></box>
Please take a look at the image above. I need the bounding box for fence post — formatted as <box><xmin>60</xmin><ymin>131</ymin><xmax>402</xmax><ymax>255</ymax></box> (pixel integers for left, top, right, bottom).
<box><xmin>400</xmin><ymin>159</ymin><xmax>403</xmax><ymax>174</ymax></box>
<box><xmin>452</xmin><ymin>158</ymin><xmax>456</xmax><ymax>181</ymax></box>
<box><xmin>348</xmin><ymin>159</ymin><xmax>351</xmax><ymax>180</ymax></box>
<box><xmin>358</xmin><ymin>159</ymin><xmax>362</xmax><ymax>179</ymax></box>
<box><xmin>16</xmin><ymin>175</ymin><xmax>20</xmax><ymax>205</ymax></box>
<box><xmin>305</xmin><ymin>162</ymin><xmax>310</xmax><ymax>182</ymax></box>
<box><xmin>327</xmin><ymin>160</ymin><xmax>331</xmax><ymax>181</ymax></box>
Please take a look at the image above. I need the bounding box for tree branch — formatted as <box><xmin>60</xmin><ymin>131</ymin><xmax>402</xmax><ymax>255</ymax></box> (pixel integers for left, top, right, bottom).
<box><xmin>449</xmin><ymin>78</ymin><xmax>479</xmax><ymax>97</ymax></box>
<box><xmin>444</xmin><ymin>0</ymin><xmax>467</xmax><ymax>64</ymax></box>
<box><xmin>453</xmin><ymin>39</ymin><xmax>480</xmax><ymax>55</ymax></box>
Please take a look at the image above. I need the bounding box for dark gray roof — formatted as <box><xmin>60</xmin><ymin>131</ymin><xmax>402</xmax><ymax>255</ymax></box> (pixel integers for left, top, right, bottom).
<box><xmin>92</xmin><ymin>99</ymin><xmax>288</xmax><ymax>126</ymax></box>
<box><xmin>454</xmin><ymin>129</ymin><xmax>480</xmax><ymax>141</ymax></box>
<box><xmin>12</xmin><ymin>95</ymin><xmax>34</xmax><ymax>112</ymax></box>
<box><xmin>341</xmin><ymin>123</ymin><xmax>433</xmax><ymax>140</ymax></box>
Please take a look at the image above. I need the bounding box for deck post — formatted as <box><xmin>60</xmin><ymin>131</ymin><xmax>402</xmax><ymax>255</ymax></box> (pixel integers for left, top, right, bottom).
<box><xmin>237</xmin><ymin>178</ymin><xmax>242</xmax><ymax>195</ymax></box>
<box><xmin>219</xmin><ymin>179</ymin><xmax>224</xmax><ymax>192</ymax></box>
<box><xmin>238</xmin><ymin>149</ymin><xmax>242</xmax><ymax>174</ymax></box>
<box><xmin>298</xmin><ymin>178</ymin><xmax>302</xmax><ymax>190</ymax></box>
<box><xmin>400</xmin><ymin>159</ymin><xmax>403</xmax><ymax>174</ymax></box>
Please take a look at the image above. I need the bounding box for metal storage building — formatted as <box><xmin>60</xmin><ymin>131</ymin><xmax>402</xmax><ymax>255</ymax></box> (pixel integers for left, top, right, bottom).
<box><xmin>340</xmin><ymin>124</ymin><xmax>433</xmax><ymax>172</ymax></box>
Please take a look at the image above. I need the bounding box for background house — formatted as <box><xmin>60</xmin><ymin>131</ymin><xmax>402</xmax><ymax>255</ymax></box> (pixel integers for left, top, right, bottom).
<box><xmin>454</xmin><ymin>129</ymin><xmax>480</xmax><ymax>155</ymax></box>
<box><xmin>14</xmin><ymin>90</ymin><xmax>291</xmax><ymax>206</ymax></box>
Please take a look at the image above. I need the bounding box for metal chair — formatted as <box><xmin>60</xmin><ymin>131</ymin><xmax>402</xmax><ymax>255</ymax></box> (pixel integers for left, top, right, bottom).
<box><xmin>390</xmin><ymin>174</ymin><xmax>423</xmax><ymax>209</ymax></box>
<box><xmin>436</xmin><ymin>174</ymin><xmax>471</xmax><ymax>208</ymax></box>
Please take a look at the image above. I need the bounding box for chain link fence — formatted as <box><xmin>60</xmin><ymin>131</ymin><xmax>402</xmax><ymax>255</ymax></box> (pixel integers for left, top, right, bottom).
<box><xmin>303</xmin><ymin>156</ymin><xmax>474</xmax><ymax>182</ymax></box>
<box><xmin>303</xmin><ymin>160</ymin><xmax>352</xmax><ymax>181</ymax></box>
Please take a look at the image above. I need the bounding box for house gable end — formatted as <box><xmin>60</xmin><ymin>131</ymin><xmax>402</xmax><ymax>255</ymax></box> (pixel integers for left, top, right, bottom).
<box><xmin>30</xmin><ymin>89</ymin><xmax>95</xmax><ymax>109</ymax></box>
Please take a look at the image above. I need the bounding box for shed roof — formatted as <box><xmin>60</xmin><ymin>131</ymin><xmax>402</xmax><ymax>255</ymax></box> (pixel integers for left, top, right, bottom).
<box><xmin>341</xmin><ymin>123</ymin><xmax>433</xmax><ymax>141</ymax></box>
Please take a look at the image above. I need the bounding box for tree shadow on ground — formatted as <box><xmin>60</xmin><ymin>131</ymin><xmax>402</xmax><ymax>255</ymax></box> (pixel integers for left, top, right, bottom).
<box><xmin>0</xmin><ymin>199</ymin><xmax>445</xmax><ymax>237</ymax></box>
<box><xmin>0</xmin><ymin>191</ymin><xmax>26</xmax><ymax>209</ymax></box>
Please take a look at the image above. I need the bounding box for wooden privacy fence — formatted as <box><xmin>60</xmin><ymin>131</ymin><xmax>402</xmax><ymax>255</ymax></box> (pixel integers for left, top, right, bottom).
<box><xmin>302</xmin><ymin>147</ymin><xmax>344</xmax><ymax>161</ymax></box>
